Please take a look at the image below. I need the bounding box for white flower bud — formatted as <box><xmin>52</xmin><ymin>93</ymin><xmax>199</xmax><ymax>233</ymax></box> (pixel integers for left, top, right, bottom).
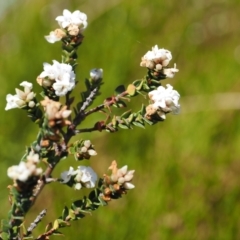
<box><xmin>90</xmin><ymin>68</ymin><xmax>103</xmax><ymax>81</ymax></box>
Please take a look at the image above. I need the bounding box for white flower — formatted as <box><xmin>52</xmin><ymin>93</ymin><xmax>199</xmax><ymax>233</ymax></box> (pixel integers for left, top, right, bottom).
<box><xmin>60</xmin><ymin>166</ymin><xmax>97</xmax><ymax>189</ymax></box>
<box><xmin>5</xmin><ymin>94</ymin><xmax>21</xmax><ymax>110</ymax></box>
<box><xmin>61</xmin><ymin>166</ymin><xmax>75</xmax><ymax>183</ymax></box>
<box><xmin>5</xmin><ymin>81</ymin><xmax>36</xmax><ymax>110</ymax></box>
<box><xmin>53</xmin><ymin>79</ymin><xmax>75</xmax><ymax>96</ymax></box>
<box><xmin>77</xmin><ymin>166</ymin><xmax>98</xmax><ymax>188</ymax></box>
<box><xmin>163</xmin><ymin>63</ymin><xmax>179</xmax><ymax>78</ymax></box>
<box><xmin>56</xmin><ymin>9</ymin><xmax>88</xmax><ymax>32</ymax></box>
<box><xmin>7</xmin><ymin>160</ymin><xmax>43</xmax><ymax>182</ymax></box>
<box><xmin>148</xmin><ymin>84</ymin><xmax>180</xmax><ymax>117</ymax></box>
<box><xmin>45</xmin><ymin>31</ymin><xmax>62</xmax><ymax>43</ymax></box>
<box><xmin>20</xmin><ymin>81</ymin><xmax>33</xmax><ymax>90</ymax></box>
<box><xmin>39</xmin><ymin>61</ymin><xmax>59</xmax><ymax>80</ymax></box>
<box><xmin>90</xmin><ymin>68</ymin><xmax>103</xmax><ymax>81</ymax></box>
<box><xmin>39</xmin><ymin>60</ymin><xmax>76</xmax><ymax>96</ymax></box>
<box><xmin>140</xmin><ymin>45</ymin><xmax>172</xmax><ymax>69</ymax></box>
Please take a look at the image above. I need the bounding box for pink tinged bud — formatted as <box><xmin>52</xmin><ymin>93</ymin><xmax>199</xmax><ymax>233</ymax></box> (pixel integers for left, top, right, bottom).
<box><xmin>26</xmin><ymin>92</ymin><xmax>35</xmax><ymax>101</ymax></box>
<box><xmin>75</xmin><ymin>171</ymin><xmax>83</xmax><ymax>182</ymax></box>
<box><xmin>124</xmin><ymin>173</ymin><xmax>134</xmax><ymax>182</ymax></box>
<box><xmin>35</xmin><ymin>168</ymin><xmax>43</xmax><ymax>175</ymax></box>
<box><xmin>74</xmin><ymin>183</ymin><xmax>82</xmax><ymax>190</ymax></box>
<box><xmin>28</xmin><ymin>101</ymin><xmax>35</xmax><ymax>108</ymax></box>
<box><xmin>162</xmin><ymin>59</ymin><xmax>170</xmax><ymax>67</ymax></box>
<box><xmin>16</xmin><ymin>99</ymin><xmax>26</xmax><ymax>107</ymax></box>
<box><xmin>128</xmin><ymin>170</ymin><xmax>135</xmax><ymax>175</ymax></box>
<box><xmin>15</xmin><ymin>89</ymin><xmax>25</xmax><ymax>99</ymax></box>
<box><xmin>110</xmin><ymin>174</ymin><xmax>118</xmax><ymax>183</ymax></box>
<box><xmin>118</xmin><ymin>177</ymin><xmax>125</xmax><ymax>184</ymax></box>
<box><xmin>160</xmin><ymin>112</ymin><xmax>167</xmax><ymax>119</ymax></box>
<box><xmin>81</xmin><ymin>146</ymin><xmax>88</xmax><ymax>153</ymax></box>
<box><xmin>67</xmin><ymin>24</ymin><xmax>80</xmax><ymax>36</ymax></box>
<box><xmin>88</xmin><ymin>149</ymin><xmax>97</xmax><ymax>156</ymax></box>
<box><xmin>118</xmin><ymin>165</ymin><xmax>128</xmax><ymax>176</ymax></box>
<box><xmin>155</xmin><ymin>64</ymin><xmax>163</xmax><ymax>70</ymax></box>
<box><xmin>61</xmin><ymin>110</ymin><xmax>72</xmax><ymax>118</ymax></box>
<box><xmin>84</xmin><ymin>140</ymin><xmax>91</xmax><ymax>148</ymax></box>
<box><xmin>123</xmin><ymin>182</ymin><xmax>135</xmax><ymax>190</ymax></box>
<box><xmin>146</xmin><ymin>61</ymin><xmax>155</xmax><ymax>69</ymax></box>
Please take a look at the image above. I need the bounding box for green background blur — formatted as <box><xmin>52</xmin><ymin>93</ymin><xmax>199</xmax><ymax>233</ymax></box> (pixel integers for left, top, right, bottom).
<box><xmin>1</xmin><ymin>0</ymin><xmax>240</xmax><ymax>239</ymax></box>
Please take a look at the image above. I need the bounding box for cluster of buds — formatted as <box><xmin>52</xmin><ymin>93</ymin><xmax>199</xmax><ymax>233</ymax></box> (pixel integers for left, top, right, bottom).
<box><xmin>45</xmin><ymin>9</ymin><xmax>87</xmax><ymax>43</ymax></box>
<box><xmin>5</xmin><ymin>81</ymin><xmax>36</xmax><ymax>111</ymax></box>
<box><xmin>100</xmin><ymin>161</ymin><xmax>135</xmax><ymax>202</ymax></box>
<box><xmin>60</xmin><ymin>166</ymin><xmax>97</xmax><ymax>190</ymax></box>
<box><xmin>37</xmin><ymin>60</ymin><xmax>76</xmax><ymax>97</ymax></box>
<box><xmin>41</xmin><ymin>97</ymin><xmax>71</xmax><ymax>128</ymax></box>
<box><xmin>70</xmin><ymin>140</ymin><xmax>97</xmax><ymax>160</ymax></box>
<box><xmin>7</xmin><ymin>151</ymin><xmax>42</xmax><ymax>185</ymax></box>
<box><xmin>146</xmin><ymin>84</ymin><xmax>180</xmax><ymax>120</ymax></box>
<box><xmin>140</xmin><ymin>45</ymin><xmax>179</xmax><ymax>78</ymax></box>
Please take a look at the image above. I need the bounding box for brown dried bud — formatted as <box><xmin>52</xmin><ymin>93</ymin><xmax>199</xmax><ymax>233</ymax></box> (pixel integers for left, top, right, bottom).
<box><xmin>40</xmin><ymin>140</ymin><xmax>50</xmax><ymax>147</ymax></box>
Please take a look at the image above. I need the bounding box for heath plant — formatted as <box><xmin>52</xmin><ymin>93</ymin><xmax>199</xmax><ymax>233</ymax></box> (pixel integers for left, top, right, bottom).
<box><xmin>0</xmin><ymin>9</ymin><xmax>180</xmax><ymax>240</ymax></box>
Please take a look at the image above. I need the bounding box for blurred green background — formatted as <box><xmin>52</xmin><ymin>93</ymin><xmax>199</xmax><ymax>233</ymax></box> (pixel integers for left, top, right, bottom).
<box><xmin>1</xmin><ymin>0</ymin><xmax>240</xmax><ymax>239</ymax></box>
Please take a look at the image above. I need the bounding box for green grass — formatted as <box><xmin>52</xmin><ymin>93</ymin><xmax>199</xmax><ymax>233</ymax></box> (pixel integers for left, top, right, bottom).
<box><xmin>1</xmin><ymin>0</ymin><xmax>240</xmax><ymax>239</ymax></box>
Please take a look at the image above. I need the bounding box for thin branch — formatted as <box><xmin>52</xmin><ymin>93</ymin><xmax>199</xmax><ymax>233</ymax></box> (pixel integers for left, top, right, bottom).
<box><xmin>24</xmin><ymin>209</ymin><xmax>47</xmax><ymax>237</ymax></box>
<box><xmin>85</xmin><ymin>90</ymin><xmax>129</xmax><ymax>117</ymax></box>
<box><xmin>80</xmin><ymin>86</ymin><xmax>99</xmax><ymax>112</ymax></box>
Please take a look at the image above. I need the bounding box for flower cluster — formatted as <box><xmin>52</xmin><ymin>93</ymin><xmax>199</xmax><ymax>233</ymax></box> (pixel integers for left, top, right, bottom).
<box><xmin>100</xmin><ymin>161</ymin><xmax>135</xmax><ymax>202</ymax></box>
<box><xmin>7</xmin><ymin>151</ymin><xmax>42</xmax><ymax>182</ymax></box>
<box><xmin>140</xmin><ymin>45</ymin><xmax>172</xmax><ymax>69</ymax></box>
<box><xmin>41</xmin><ymin>97</ymin><xmax>71</xmax><ymax>127</ymax></box>
<box><xmin>140</xmin><ymin>45</ymin><xmax>179</xmax><ymax>78</ymax></box>
<box><xmin>45</xmin><ymin>9</ymin><xmax>88</xmax><ymax>43</ymax></box>
<box><xmin>61</xmin><ymin>166</ymin><xmax>97</xmax><ymax>190</ymax></box>
<box><xmin>5</xmin><ymin>81</ymin><xmax>36</xmax><ymax>110</ymax></box>
<box><xmin>146</xmin><ymin>84</ymin><xmax>180</xmax><ymax>120</ymax></box>
<box><xmin>37</xmin><ymin>60</ymin><xmax>76</xmax><ymax>96</ymax></box>
<box><xmin>78</xmin><ymin>140</ymin><xmax>97</xmax><ymax>160</ymax></box>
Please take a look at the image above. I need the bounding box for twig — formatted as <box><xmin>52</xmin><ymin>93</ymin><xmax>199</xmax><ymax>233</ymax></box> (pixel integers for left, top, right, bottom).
<box><xmin>25</xmin><ymin>209</ymin><xmax>47</xmax><ymax>237</ymax></box>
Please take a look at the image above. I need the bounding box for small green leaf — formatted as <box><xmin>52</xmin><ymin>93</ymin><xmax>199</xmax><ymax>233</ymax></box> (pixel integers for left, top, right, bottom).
<box><xmin>98</xmin><ymin>196</ymin><xmax>108</xmax><ymax>206</ymax></box>
<box><xmin>62</xmin><ymin>206</ymin><xmax>69</xmax><ymax>220</ymax></box>
<box><xmin>112</xmin><ymin>115</ymin><xmax>117</xmax><ymax>127</ymax></box>
<box><xmin>68</xmin><ymin>209</ymin><xmax>76</xmax><ymax>220</ymax></box>
<box><xmin>118</xmin><ymin>123</ymin><xmax>129</xmax><ymax>129</ymax></box>
<box><xmin>121</xmin><ymin>110</ymin><xmax>132</xmax><ymax>119</ymax></box>
<box><xmin>53</xmin><ymin>220</ymin><xmax>59</xmax><ymax>230</ymax></box>
<box><xmin>114</xmin><ymin>100</ymin><xmax>127</xmax><ymax>108</ymax></box>
<box><xmin>132</xmin><ymin>122</ymin><xmax>145</xmax><ymax>128</ymax></box>
<box><xmin>52</xmin><ymin>230</ymin><xmax>64</xmax><ymax>236</ymax></box>
<box><xmin>126</xmin><ymin>84</ymin><xmax>136</xmax><ymax>96</ymax></box>
<box><xmin>142</xmin><ymin>83</ymin><xmax>150</xmax><ymax>91</ymax></box>
<box><xmin>115</xmin><ymin>85</ymin><xmax>126</xmax><ymax>94</ymax></box>
<box><xmin>122</xmin><ymin>118</ymin><xmax>131</xmax><ymax>128</ymax></box>
<box><xmin>0</xmin><ymin>232</ymin><xmax>9</xmax><ymax>240</ymax></box>
<box><xmin>143</xmin><ymin>117</ymin><xmax>154</xmax><ymax>125</ymax></box>
<box><xmin>45</xmin><ymin>222</ymin><xmax>53</xmax><ymax>232</ymax></box>
<box><xmin>135</xmin><ymin>80</ymin><xmax>144</xmax><ymax>91</ymax></box>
